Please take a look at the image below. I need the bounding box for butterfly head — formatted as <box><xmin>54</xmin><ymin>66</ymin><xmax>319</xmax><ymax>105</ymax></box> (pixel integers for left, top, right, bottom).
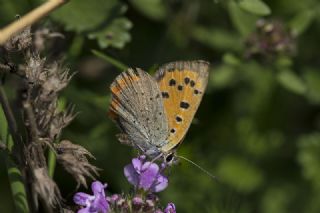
<box><xmin>164</xmin><ymin>152</ymin><xmax>178</xmax><ymax>165</ymax></box>
<box><xmin>162</xmin><ymin>142</ymin><xmax>181</xmax><ymax>166</ymax></box>
<box><xmin>148</xmin><ymin>146</ymin><xmax>179</xmax><ymax>166</ymax></box>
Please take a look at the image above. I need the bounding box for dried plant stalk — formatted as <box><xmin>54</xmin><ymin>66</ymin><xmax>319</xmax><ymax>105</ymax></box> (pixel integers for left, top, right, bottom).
<box><xmin>0</xmin><ymin>24</ymin><xmax>99</xmax><ymax>212</ymax></box>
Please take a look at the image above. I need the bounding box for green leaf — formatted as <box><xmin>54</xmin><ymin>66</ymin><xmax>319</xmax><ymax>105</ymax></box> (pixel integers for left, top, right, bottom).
<box><xmin>0</xmin><ymin>0</ymin><xmax>30</xmax><ymax>25</ymax></box>
<box><xmin>275</xmin><ymin>56</ymin><xmax>293</xmax><ymax>68</ymax></box>
<box><xmin>51</xmin><ymin>0</ymin><xmax>132</xmax><ymax>49</ymax></box>
<box><xmin>1</xmin><ymin>104</ymin><xmax>29</xmax><ymax>213</ymax></box>
<box><xmin>303</xmin><ymin>68</ymin><xmax>320</xmax><ymax>104</ymax></box>
<box><xmin>88</xmin><ymin>18</ymin><xmax>132</xmax><ymax>49</ymax></box>
<box><xmin>277</xmin><ymin>69</ymin><xmax>307</xmax><ymax>95</ymax></box>
<box><xmin>129</xmin><ymin>0</ymin><xmax>167</xmax><ymax>21</ymax></box>
<box><xmin>222</xmin><ymin>53</ymin><xmax>241</xmax><ymax>66</ymax></box>
<box><xmin>262</xmin><ymin>187</ymin><xmax>294</xmax><ymax>213</ymax></box>
<box><xmin>236</xmin><ymin>118</ymin><xmax>284</xmax><ymax>158</ymax></box>
<box><xmin>289</xmin><ymin>10</ymin><xmax>315</xmax><ymax>36</ymax></box>
<box><xmin>297</xmin><ymin>134</ymin><xmax>320</xmax><ymax>189</ymax></box>
<box><xmin>238</xmin><ymin>0</ymin><xmax>271</xmax><ymax>16</ymax></box>
<box><xmin>192</xmin><ymin>27</ymin><xmax>243</xmax><ymax>52</ymax></box>
<box><xmin>211</xmin><ymin>65</ymin><xmax>236</xmax><ymax>88</ymax></box>
<box><xmin>217</xmin><ymin>156</ymin><xmax>264</xmax><ymax>193</ymax></box>
<box><xmin>228</xmin><ymin>1</ymin><xmax>258</xmax><ymax>36</ymax></box>
<box><xmin>51</xmin><ymin>0</ymin><xmax>122</xmax><ymax>32</ymax></box>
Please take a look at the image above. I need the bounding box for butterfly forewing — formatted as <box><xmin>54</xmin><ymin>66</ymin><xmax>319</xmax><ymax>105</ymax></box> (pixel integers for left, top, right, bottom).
<box><xmin>154</xmin><ymin>60</ymin><xmax>209</xmax><ymax>152</ymax></box>
<box><xmin>109</xmin><ymin>68</ymin><xmax>169</xmax><ymax>154</ymax></box>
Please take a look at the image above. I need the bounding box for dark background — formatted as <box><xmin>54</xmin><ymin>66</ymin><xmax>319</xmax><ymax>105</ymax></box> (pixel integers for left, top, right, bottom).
<box><xmin>1</xmin><ymin>0</ymin><xmax>320</xmax><ymax>212</ymax></box>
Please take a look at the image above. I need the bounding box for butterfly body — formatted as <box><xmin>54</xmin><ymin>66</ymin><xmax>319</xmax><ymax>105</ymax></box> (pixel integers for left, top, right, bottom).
<box><xmin>109</xmin><ymin>60</ymin><xmax>209</xmax><ymax>160</ymax></box>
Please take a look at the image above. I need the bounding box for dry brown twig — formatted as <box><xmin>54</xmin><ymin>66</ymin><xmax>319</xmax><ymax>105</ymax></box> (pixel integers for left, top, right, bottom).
<box><xmin>0</xmin><ymin>0</ymin><xmax>69</xmax><ymax>45</ymax></box>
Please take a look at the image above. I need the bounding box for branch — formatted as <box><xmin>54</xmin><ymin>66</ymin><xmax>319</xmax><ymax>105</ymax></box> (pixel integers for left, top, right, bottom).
<box><xmin>23</xmin><ymin>100</ymin><xmax>40</xmax><ymax>142</ymax></box>
<box><xmin>0</xmin><ymin>0</ymin><xmax>69</xmax><ymax>45</ymax></box>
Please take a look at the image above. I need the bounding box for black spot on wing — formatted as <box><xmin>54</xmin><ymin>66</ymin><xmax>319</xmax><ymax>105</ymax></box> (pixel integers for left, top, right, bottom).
<box><xmin>162</xmin><ymin>92</ymin><xmax>169</xmax><ymax>98</ymax></box>
<box><xmin>184</xmin><ymin>77</ymin><xmax>190</xmax><ymax>85</ymax></box>
<box><xmin>169</xmin><ymin>79</ymin><xmax>176</xmax><ymax>86</ymax></box>
<box><xmin>176</xmin><ymin>116</ymin><xmax>182</xmax><ymax>122</ymax></box>
<box><xmin>180</xmin><ymin>101</ymin><xmax>190</xmax><ymax>109</ymax></box>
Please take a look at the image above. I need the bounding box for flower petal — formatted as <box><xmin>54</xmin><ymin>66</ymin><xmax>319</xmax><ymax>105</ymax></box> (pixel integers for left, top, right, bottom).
<box><xmin>141</xmin><ymin>161</ymin><xmax>159</xmax><ymax>172</ymax></box>
<box><xmin>164</xmin><ymin>203</ymin><xmax>176</xmax><ymax>213</ymax></box>
<box><xmin>91</xmin><ymin>181</ymin><xmax>106</xmax><ymax>197</ymax></box>
<box><xmin>151</xmin><ymin>175</ymin><xmax>168</xmax><ymax>192</ymax></box>
<box><xmin>132</xmin><ymin>157</ymin><xmax>143</xmax><ymax>173</ymax></box>
<box><xmin>91</xmin><ymin>194</ymin><xmax>109</xmax><ymax>213</ymax></box>
<box><xmin>124</xmin><ymin>164</ymin><xmax>139</xmax><ymax>186</ymax></box>
<box><xmin>139</xmin><ymin>163</ymin><xmax>159</xmax><ymax>190</ymax></box>
<box><xmin>77</xmin><ymin>207</ymin><xmax>91</xmax><ymax>213</ymax></box>
<box><xmin>73</xmin><ymin>192</ymin><xmax>93</xmax><ymax>206</ymax></box>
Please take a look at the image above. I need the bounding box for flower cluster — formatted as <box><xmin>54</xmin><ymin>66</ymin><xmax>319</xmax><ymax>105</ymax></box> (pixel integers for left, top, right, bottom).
<box><xmin>245</xmin><ymin>19</ymin><xmax>296</xmax><ymax>60</ymax></box>
<box><xmin>73</xmin><ymin>156</ymin><xmax>176</xmax><ymax>213</ymax></box>
<box><xmin>124</xmin><ymin>155</ymin><xmax>168</xmax><ymax>193</ymax></box>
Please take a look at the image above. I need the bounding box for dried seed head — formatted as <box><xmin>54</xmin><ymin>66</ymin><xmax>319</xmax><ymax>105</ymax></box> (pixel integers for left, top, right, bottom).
<box><xmin>4</xmin><ymin>26</ymin><xmax>32</xmax><ymax>52</ymax></box>
<box><xmin>55</xmin><ymin>140</ymin><xmax>99</xmax><ymax>188</ymax></box>
<box><xmin>49</xmin><ymin>105</ymin><xmax>77</xmax><ymax>140</ymax></box>
<box><xmin>25</xmin><ymin>55</ymin><xmax>47</xmax><ymax>84</ymax></box>
<box><xmin>42</xmin><ymin>63</ymin><xmax>72</xmax><ymax>95</ymax></box>
<box><xmin>32</xmin><ymin>168</ymin><xmax>62</xmax><ymax>209</ymax></box>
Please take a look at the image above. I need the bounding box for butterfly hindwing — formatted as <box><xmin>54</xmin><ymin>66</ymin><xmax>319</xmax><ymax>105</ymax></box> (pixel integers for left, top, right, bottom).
<box><xmin>109</xmin><ymin>68</ymin><xmax>169</xmax><ymax>154</ymax></box>
<box><xmin>154</xmin><ymin>60</ymin><xmax>209</xmax><ymax>152</ymax></box>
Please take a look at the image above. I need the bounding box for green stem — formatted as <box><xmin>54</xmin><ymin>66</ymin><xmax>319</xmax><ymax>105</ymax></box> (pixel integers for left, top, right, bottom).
<box><xmin>48</xmin><ymin>97</ymin><xmax>66</xmax><ymax>177</ymax></box>
<box><xmin>47</xmin><ymin>146</ymin><xmax>56</xmax><ymax>178</ymax></box>
<box><xmin>91</xmin><ymin>49</ymin><xmax>128</xmax><ymax>71</ymax></box>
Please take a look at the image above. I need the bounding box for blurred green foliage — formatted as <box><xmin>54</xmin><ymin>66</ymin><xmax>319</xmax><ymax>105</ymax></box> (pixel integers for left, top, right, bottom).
<box><xmin>1</xmin><ymin>0</ymin><xmax>320</xmax><ymax>212</ymax></box>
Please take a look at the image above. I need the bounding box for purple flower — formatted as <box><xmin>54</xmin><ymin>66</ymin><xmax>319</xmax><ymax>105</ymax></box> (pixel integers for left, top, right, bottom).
<box><xmin>73</xmin><ymin>181</ymin><xmax>109</xmax><ymax>213</ymax></box>
<box><xmin>164</xmin><ymin>203</ymin><xmax>176</xmax><ymax>213</ymax></box>
<box><xmin>124</xmin><ymin>155</ymin><xmax>168</xmax><ymax>192</ymax></box>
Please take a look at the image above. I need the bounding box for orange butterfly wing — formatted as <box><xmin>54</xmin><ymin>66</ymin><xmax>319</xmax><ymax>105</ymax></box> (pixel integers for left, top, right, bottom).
<box><xmin>154</xmin><ymin>60</ymin><xmax>209</xmax><ymax>153</ymax></box>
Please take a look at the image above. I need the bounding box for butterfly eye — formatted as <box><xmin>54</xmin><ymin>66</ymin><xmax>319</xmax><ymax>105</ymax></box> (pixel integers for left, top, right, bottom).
<box><xmin>165</xmin><ymin>153</ymin><xmax>174</xmax><ymax>163</ymax></box>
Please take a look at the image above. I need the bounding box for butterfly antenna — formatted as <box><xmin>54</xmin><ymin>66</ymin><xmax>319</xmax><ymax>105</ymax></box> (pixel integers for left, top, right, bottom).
<box><xmin>177</xmin><ymin>155</ymin><xmax>219</xmax><ymax>181</ymax></box>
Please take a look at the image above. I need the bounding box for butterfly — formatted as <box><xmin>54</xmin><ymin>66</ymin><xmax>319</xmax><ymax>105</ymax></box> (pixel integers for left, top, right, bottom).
<box><xmin>108</xmin><ymin>60</ymin><xmax>209</xmax><ymax>163</ymax></box>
